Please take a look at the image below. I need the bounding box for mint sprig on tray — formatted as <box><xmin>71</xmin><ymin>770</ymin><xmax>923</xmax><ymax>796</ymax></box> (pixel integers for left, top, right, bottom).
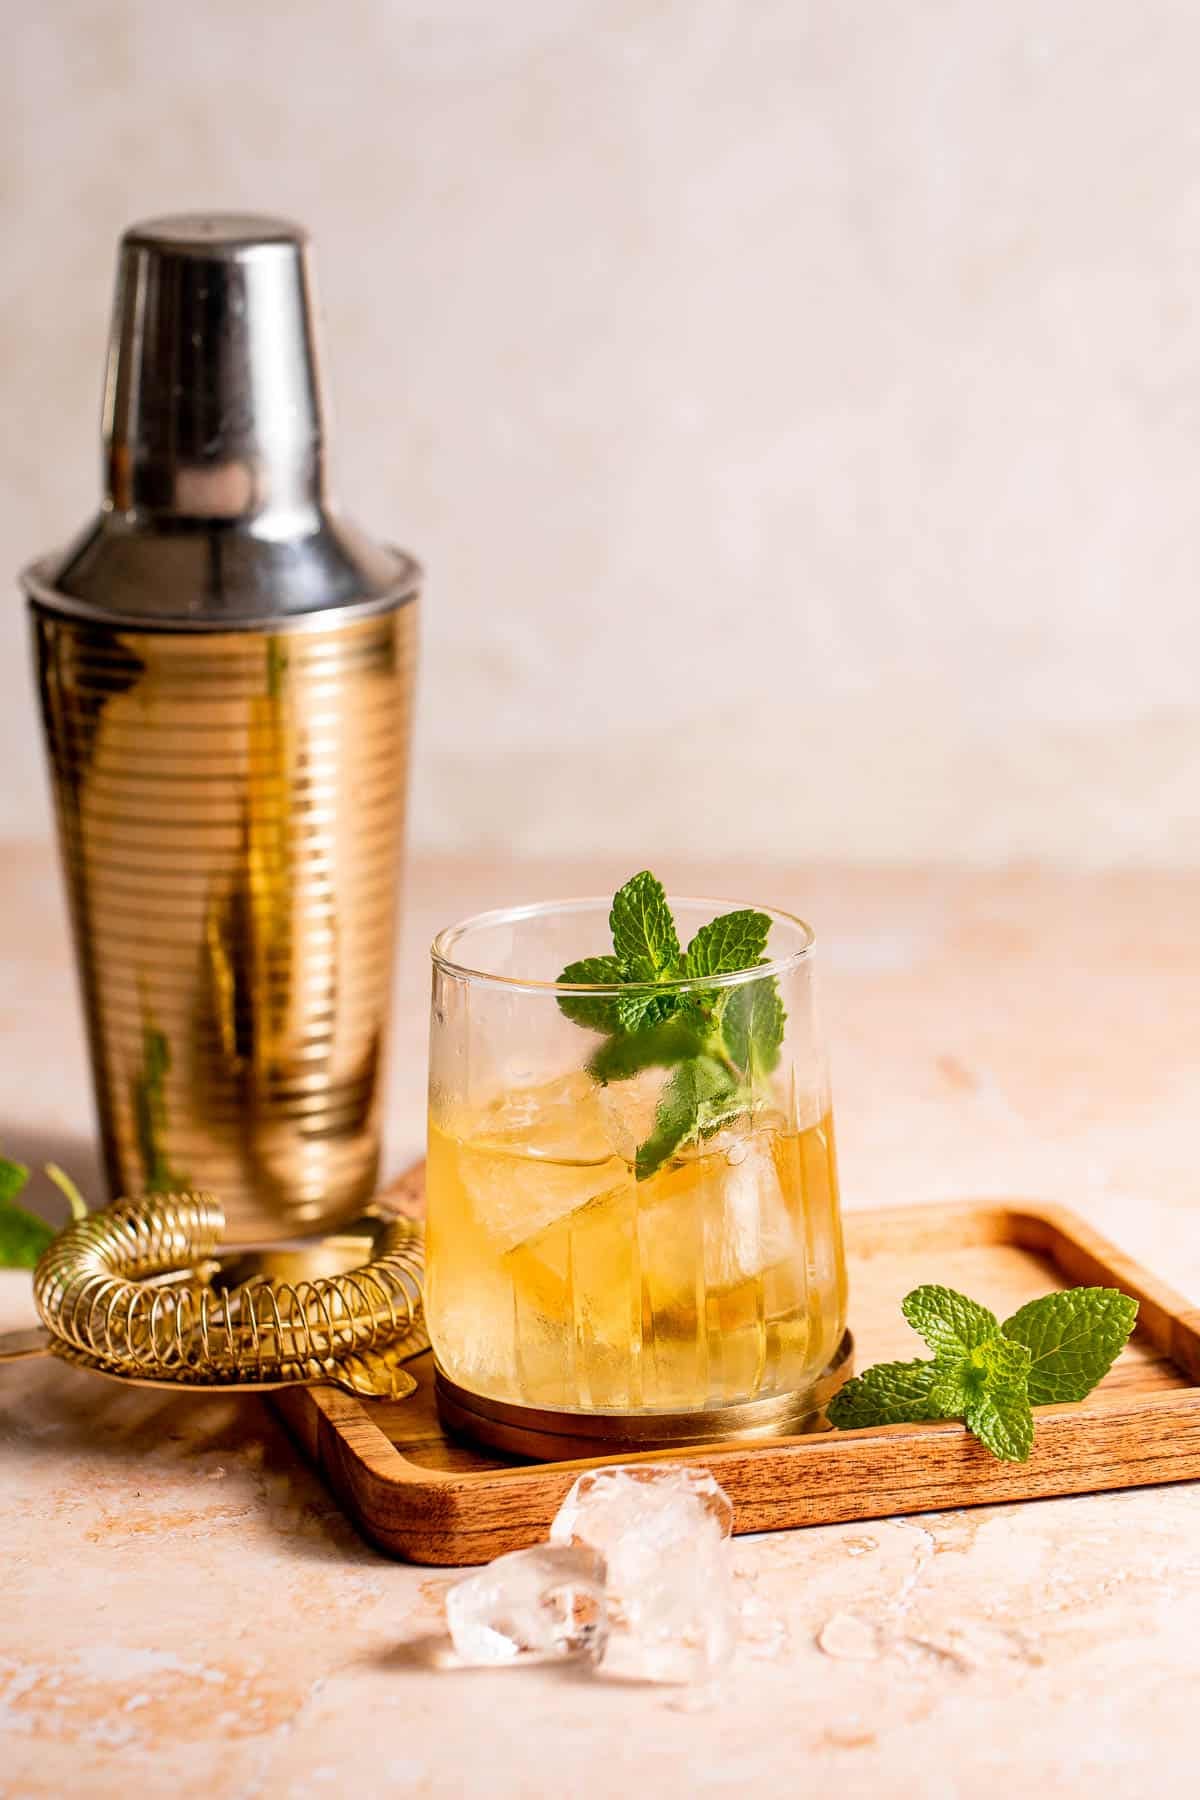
<box><xmin>828</xmin><ymin>1282</ymin><xmax>1139</xmax><ymax>1462</ymax></box>
<box><xmin>558</xmin><ymin>871</ymin><xmax>786</xmax><ymax>1179</ymax></box>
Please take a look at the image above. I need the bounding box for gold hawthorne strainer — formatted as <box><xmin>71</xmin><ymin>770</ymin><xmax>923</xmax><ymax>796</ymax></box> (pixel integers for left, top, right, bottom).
<box><xmin>0</xmin><ymin>1190</ymin><xmax>428</xmax><ymax>1400</ymax></box>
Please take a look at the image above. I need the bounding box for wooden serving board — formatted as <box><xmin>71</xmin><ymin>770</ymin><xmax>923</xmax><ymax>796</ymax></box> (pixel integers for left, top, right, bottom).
<box><xmin>273</xmin><ymin>1175</ymin><xmax>1200</xmax><ymax>1565</ymax></box>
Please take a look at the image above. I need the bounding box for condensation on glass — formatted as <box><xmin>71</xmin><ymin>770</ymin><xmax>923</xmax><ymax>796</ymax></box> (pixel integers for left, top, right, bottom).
<box><xmin>425</xmin><ymin>897</ymin><xmax>849</xmax><ymax>1451</ymax></box>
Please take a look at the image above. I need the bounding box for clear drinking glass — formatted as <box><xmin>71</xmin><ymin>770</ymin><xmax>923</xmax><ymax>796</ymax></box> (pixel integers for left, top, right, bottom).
<box><xmin>426</xmin><ymin>897</ymin><xmax>847</xmax><ymax>1425</ymax></box>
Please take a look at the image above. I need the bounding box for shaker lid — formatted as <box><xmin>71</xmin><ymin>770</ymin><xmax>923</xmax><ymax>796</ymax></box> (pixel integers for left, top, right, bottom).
<box><xmin>25</xmin><ymin>213</ymin><xmax>419</xmax><ymax>630</ymax></box>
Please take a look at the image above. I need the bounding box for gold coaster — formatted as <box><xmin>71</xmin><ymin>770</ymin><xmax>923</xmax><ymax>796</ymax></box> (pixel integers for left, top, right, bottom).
<box><xmin>434</xmin><ymin>1331</ymin><xmax>855</xmax><ymax>1459</ymax></box>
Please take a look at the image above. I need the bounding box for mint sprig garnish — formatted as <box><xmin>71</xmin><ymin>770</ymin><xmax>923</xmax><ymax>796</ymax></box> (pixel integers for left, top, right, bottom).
<box><xmin>558</xmin><ymin>871</ymin><xmax>786</xmax><ymax>1179</ymax></box>
<box><xmin>828</xmin><ymin>1282</ymin><xmax>1138</xmax><ymax>1461</ymax></box>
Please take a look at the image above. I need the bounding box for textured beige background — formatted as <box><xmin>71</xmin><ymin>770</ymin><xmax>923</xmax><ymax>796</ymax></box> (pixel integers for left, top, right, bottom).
<box><xmin>6</xmin><ymin>1</ymin><xmax>1200</xmax><ymax>865</ymax></box>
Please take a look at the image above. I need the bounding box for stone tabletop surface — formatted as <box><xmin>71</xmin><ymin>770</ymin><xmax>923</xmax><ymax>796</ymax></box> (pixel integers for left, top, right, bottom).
<box><xmin>2</xmin><ymin>845</ymin><xmax>1198</xmax><ymax>1798</ymax></box>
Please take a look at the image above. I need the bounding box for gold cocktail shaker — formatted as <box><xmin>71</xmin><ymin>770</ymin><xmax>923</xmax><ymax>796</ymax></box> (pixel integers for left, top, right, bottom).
<box><xmin>23</xmin><ymin>214</ymin><xmax>420</xmax><ymax>1242</ymax></box>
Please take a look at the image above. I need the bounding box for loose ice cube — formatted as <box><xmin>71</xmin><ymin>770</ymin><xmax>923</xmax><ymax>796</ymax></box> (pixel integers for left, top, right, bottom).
<box><xmin>445</xmin><ymin>1544</ymin><xmax>609</xmax><ymax>1667</ymax></box>
<box><xmin>550</xmin><ymin>1465</ymin><xmax>736</xmax><ymax>1684</ymax></box>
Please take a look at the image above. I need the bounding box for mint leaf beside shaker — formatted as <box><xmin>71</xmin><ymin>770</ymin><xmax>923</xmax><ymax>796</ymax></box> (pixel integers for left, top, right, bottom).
<box><xmin>0</xmin><ymin>1157</ymin><xmax>54</xmax><ymax>1268</ymax></box>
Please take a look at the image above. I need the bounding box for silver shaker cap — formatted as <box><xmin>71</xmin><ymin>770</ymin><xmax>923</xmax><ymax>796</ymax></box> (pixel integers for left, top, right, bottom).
<box><xmin>25</xmin><ymin>213</ymin><xmax>419</xmax><ymax>629</ymax></box>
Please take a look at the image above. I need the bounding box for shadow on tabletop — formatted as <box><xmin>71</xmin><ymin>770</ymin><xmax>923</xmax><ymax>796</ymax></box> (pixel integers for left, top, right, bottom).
<box><xmin>360</xmin><ymin>1635</ymin><xmax>649</xmax><ymax>1687</ymax></box>
<box><xmin>0</xmin><ymin>1121</ymin><xmax>396</xmax><ymax>1569</ymax></box>
<box><xmin>0</xmin><ymin>1348</ymin><xmax>385</xmax><ymax>1572</ymax></box>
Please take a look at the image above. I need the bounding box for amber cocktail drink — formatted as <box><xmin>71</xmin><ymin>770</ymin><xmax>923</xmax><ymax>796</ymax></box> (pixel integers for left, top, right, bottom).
<box><xmin>425</xmin><ymin>892</ymin><xmax>847</xmax><ymax>1442</ymax></box>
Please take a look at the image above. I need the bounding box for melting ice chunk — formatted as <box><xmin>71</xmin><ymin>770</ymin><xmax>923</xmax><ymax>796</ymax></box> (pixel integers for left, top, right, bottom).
<box><xmin>593</xmin><ymin>1065</ymin><xmax>666</xmax><ymax>1163</ymax></box>
<box><xmin>550</xmin><ymin>1464</ymin><xmax>737</xmax><ymax>1684</ymax></box>
<box><xmin>694</xmin><ymin>1124</ymin><xmax>799</xmax><ymax>1289</ymax></box>
<box><xmin>455</xmin><ymin>1073</ymin><xmax>628</xmax><ymax>1253</ymax></box>
<box><xmin>445</xmin><ymin>1544</ymin><xmax>609</xmax><ymax>1667</ymax></box>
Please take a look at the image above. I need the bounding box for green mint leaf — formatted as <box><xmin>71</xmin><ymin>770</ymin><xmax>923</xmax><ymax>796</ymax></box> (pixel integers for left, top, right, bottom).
<box><xmin>827</xmin><ymin>1339</ymin><xmax>1034</xmax><ymax>1455</ymax></box>
<box><xmin>830</xmin><ymin>1279</ymin><xmax>1132</xmax><ymax>1465</ymax></box>
<box><xmin>902</xmin><ymin>1285</ymin><xmax>1000</xmax><ymax>1357</ymax></box>
<box><xmin>685</xmin><ymin>914</ymin><xmax>782</xmax><ymax>1079</ymax></box>
<box><xmin>826</xmin><ymin>1359</ymin><xmax>941</xmax><ymax>1428</ymax></box>
<box><xmin>0</xmin><ymin>1155</ymin><xmax>54</xmax><ymax>1270</ymax></box>
<box><xmin>0</xmin><ymin>1157</ymin><xmax>30</xmax><ymax>1206</ymax></box>
<box><xmin>558</xmin><ymin>875</ymin><xmax>790</xmax><ymax>1176</ymax></box>
<box><xmin>965</xmin><ymin>1385</ymin><xmax>1034</xmax><ymax>1462</ymax></box>
<box><xmin>1001</xmin><ymin>1287</ymin><xmax>1138</xmax><ymax>1404</ymax></box>
<box><xmin>963</xmin><ymin>1336</ymin><xmax>1034</xmax><ymax>1462</ymax></box>
<box><xmin>926</xmin><ymin>1354</ymin><xmax>973</xmax><ymax>1418</ymax></box>
<box><xmin>635</xmin><ymin>1056</ymin><xmax>737</xmax><ymax>1180</ymax></box>
<box><xmin>615</xmin><ymin>989</ymin><xmax>677</xmax><ymax>1033</ymax></box>
<box><xmin>927</xmin><ymin>1332</ymin><xmax>1027</xmax><ymax>1410</ymax></box>
<box><xmin>610</xmin><ymin>871</ymin><xmax>681</xmax><ymax>982</ymax></box>
<box><xmin>0</xmin><ymin>1207</ymin><xmax>55</xmax><ymax>1268</ymax></box>
<box><xmin>588</xmin><ymin>1016</ymin><xmax>707</xmax><ymax>1083</ymax></box>
<box><xmin>684</xmin><ymin>909</ymin><xmax>771</xmax><ymax>978</ymax></box>
<box><xmin>721</xmin><ymin>973</ymin><xmax>786</xmax><ymax>1079</ymax></box>
<box><xmin>957</xmin><ymin>1338</ymin><xmax>1033</xmax><ymax>1462</ymax></box>
<box><xmin>982</xmin><ymin>1333</ymin><xmax>1033</xmax><ymax>1385</ymax></box>
<box><xmin>695</xmin><ymin>1084</ymin><xmax>751</xmax><ymax>1139</ymax></box>
<box><xmin>556</xmin><ymin>956</ymin><xmax>627</xmax><ymax>1033</ymax></box>
<box><xmin>44</xmin><ymin>1163</ymin><xmax>89</xmax><ymax>1222</ymax></box>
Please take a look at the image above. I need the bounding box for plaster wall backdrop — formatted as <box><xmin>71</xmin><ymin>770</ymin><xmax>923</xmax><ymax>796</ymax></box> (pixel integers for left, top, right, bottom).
<box><xmin>4</xmin><ymin>1</ymin><xmax>1200</xmax><ymax>866</ymax></box>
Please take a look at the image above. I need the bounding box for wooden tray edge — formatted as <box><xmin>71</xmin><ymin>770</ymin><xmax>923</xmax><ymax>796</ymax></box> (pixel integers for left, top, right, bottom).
<box><xmin>278</xmin><ymin>1381</ymin><xmax>1200</xmax><ymax>1565</ymax></box>
<box><xmin>274</xmin><ymin>1195</ymin><xmax>1200</xmax><ymax>1564</ymax></box>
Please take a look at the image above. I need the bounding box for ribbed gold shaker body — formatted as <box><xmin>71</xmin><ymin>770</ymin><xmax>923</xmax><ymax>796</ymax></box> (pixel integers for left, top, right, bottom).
<box><xmin>32</xmin><ymin>604</ymin><xmax>415</xmax><ymax>1240</ymax></box>
<box><xmin>24</xmin><ymin>213</ymin><xmax>422</xmax><ymax>1240</ymax></box>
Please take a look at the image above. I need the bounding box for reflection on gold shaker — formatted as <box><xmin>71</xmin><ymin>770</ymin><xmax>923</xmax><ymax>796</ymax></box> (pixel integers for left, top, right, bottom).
<box><xmin>33</xmin><ymin>609</ymin><xmax>415</xmax><ymax>1239</ymax></box>
<box><xmin>24</xmin><ymin>213</ymin><xmax>421</xmax><ymax>1241</ymax></box>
